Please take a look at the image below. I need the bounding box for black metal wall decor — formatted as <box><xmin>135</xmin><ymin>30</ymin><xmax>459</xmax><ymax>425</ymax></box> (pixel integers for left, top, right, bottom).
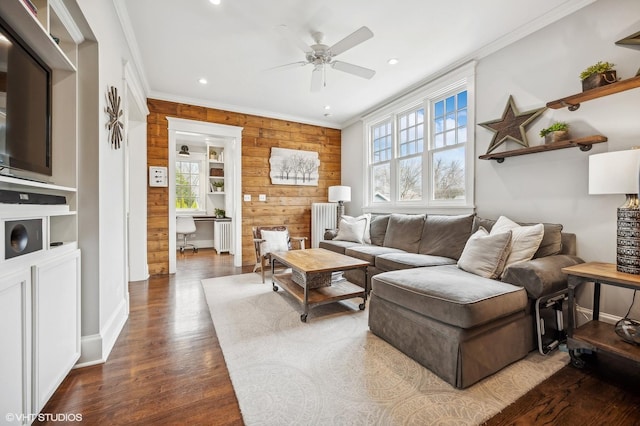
<box><xmin>616</xmin><ymin>30</ymin><xmax>640</xmax><ymax>76</ymax></box>
<box><xmin>479</xmin><ymin>95</ymin><xmax>546</xmax><ymax>154</ymax></box>
<box><xmin>106</xmin><ymin>86</ymin><xmax>123</xmax><ymax>149</ymax></box>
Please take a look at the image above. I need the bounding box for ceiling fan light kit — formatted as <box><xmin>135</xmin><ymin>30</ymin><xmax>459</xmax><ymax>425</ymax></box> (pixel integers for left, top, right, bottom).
<box><xmin>275</xmin><ymin>25</ymin><xmax>376</xmax><ymax>91</ymax></box>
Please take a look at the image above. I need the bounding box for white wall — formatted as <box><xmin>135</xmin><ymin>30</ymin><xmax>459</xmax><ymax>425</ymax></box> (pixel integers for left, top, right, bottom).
<box><xmin>343</xmin><ymin>0</ymin><xmax>640</xmax><ymax>320</ymax></box>
<box><xmin>341</xmin><ymin>121</ymin><xmax>365</xmax><ymax>217</ymax></box>
<box><xmin>72</xmin><ymin>0</ymin><xmax>147</xmax><ymax>364</ymax></box>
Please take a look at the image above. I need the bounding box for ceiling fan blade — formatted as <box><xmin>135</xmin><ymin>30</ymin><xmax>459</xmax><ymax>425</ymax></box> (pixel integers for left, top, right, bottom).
<box><xmin>275</xmin><ymin>24</ymin><xmax>314</xmax><ymax>54</ymax></box>
<box><xmin>264</xmin><ymin>61</ymin><xmax>308</xmax><ymax>73</ymax></box>
<box><xmin>311</xmin><ymin>66</ymin><xmax>324</xmax><ymax>92</ymax></box>
<box><xmin>331</xmin><ymin>61</ymin><xmax>376</xmax><ymax>79</ymax></box>
<box><xmin>329</xmin><ymin>26</ymin><xmax>373</xmax><ymax>56</ymax></box>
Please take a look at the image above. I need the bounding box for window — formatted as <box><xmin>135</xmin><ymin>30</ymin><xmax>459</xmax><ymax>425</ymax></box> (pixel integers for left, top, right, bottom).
<box><xmin>364</xmin><ymin>64</ymin><xmax>474</xmax><ymax>210</ymax></box>
<box><xmin>176</xmin><ymin>158</ymin><xmax>205</xmax><ymax>211</ymax></box>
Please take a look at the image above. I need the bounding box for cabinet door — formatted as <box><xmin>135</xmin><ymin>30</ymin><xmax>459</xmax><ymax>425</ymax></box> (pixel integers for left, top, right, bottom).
<box><xmin>0</xmin><ymin>270</ymin><xmax>31</xmax><ymax>424</ymax></box>
<box><xmin>32</xmin><ymin>249</ymin><xmax>81</xmax><ymax>414</ymax></box>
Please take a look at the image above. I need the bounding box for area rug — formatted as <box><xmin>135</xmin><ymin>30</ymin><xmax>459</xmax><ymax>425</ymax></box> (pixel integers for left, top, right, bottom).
<box><xmin>202</xmin><ymin>273</ymin><xmax>568</xmax><ymax>425</ymax></box>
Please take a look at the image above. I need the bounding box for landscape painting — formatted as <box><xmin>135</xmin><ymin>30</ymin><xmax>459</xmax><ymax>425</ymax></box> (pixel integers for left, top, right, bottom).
<box><xmin>269</xmin><ymin>147</ymin><xmax>320</xmax><ymax>186</ymax></box>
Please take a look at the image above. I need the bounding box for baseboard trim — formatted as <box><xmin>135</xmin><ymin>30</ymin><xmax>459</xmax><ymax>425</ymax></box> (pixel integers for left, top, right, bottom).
<box><xmin>101</xmin><ymin>298</ymin><xmax>129</xmax><ymax>360</ymax></box>
<box><xmin>75</xmin><ymin>299</ymin><xmax>128</xmax><ymax>368</ymax></box>
<box><xmin>575</xmin><ymin>305</ymin><xmax>622</xmax><ymax>326</ymax></box>
<box><xmin>75</xmin><ymin>334</ymin><xmax>104</xmax><ymax>368</ymax></box>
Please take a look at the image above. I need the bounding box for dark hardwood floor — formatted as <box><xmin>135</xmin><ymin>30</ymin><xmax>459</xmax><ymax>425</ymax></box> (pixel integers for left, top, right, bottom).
<box><xmin>38</xmin><ymin>249</ymin><xmax>640</xmax><ymax>425</ymax></box>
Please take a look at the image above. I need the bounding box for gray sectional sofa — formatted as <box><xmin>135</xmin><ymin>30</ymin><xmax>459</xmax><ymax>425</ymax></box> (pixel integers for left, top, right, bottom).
<box><xmin>320</xmin><ymin>213</ymin><xmax>583</xmax><ymax>388</ymax></box>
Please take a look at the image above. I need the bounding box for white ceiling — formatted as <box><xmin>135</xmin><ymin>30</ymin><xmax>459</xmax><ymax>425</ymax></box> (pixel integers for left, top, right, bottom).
<box><xmin>118</xmin><ymin>0</ymin><xmax>595</xmax><ymax>129</ymax></box>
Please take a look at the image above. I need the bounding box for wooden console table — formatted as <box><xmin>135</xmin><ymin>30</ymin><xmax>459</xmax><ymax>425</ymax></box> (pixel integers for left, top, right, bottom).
<box><xmin>562</xmin><ymin>262</ymin><xmax>640</xmax><ymax>367</ymax></box>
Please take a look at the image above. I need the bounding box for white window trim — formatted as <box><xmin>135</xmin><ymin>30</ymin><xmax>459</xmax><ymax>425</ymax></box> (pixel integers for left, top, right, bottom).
<box><xmin>176</xmin><ymin>152</ymin><xmax>207</xmax><ymax>214</ymax></box>
<box><xmin>362</xmin><ymin>61</ymin><xmax>476</xmax><ymax>215</ymax></box>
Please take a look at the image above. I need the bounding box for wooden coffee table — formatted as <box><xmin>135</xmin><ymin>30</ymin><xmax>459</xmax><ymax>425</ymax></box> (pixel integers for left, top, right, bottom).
<box><xmin>270</xmin><ymin>248</ymin><xmax>369</xmax><ymax>322</ymax></box>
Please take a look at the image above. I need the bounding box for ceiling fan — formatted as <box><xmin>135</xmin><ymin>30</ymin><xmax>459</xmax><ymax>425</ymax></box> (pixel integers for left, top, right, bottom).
<box><xmin>274</xmin><ymin>25</ymin><xmax>376</xmax><ymax>92</ymax></box>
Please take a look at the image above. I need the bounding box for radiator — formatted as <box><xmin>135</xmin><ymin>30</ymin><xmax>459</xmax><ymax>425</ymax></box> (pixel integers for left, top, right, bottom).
<box><xmin>311</xmin><ymin>203</ymin><xmax>337</xmax><ymax>248</ymax></box>
<box><xmin>214</xmin><ymin>221</ymin><xmax>232</xmax><ymax>253</ymax></box>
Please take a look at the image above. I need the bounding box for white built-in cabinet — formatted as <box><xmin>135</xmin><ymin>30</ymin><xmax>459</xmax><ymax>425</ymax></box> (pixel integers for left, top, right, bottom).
<box><xmin>0</xmin><ymin>1</ymin><xmax>81</xmax><ymax>423</ymax></box>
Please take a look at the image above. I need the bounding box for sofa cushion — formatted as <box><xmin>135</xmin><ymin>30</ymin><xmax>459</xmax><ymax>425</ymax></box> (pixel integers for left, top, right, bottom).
<box><xmin>334</xmin><ymin>215</ymin><xmax>368</xmax><ymax>243</ymax></box>
<box><xmin>502</xmin><ymin>254</ymin><xmax>584</xmax><ymax>299</ymax></box>
<box><xmin>490</xmin><ymin>216</ymin><xmax>544</xmax><ymax>271</ymax></box>
<box><xmin>372</xmin><ymin>265</ymin><xmax>528</xmax><ymax>328</ymax></box>
<box><xmin>457</xmin><ymin>228</ymin><xmax>512</xmax><ymax>279</ymax></box>
<box><xmin>376</xmin><ymin>253</ymin><xmax>456</xmax><ymax>271</ymax></box>
<box><xmin>345</xmin><ymin>245</ymin><xmax>405</xmax><ymax>264</ymax></box>
<box><xmin>383</xmin><ymin>213</ymin><xmax>425</xmax><ymax>253</ymax></box>
<box><xmin>531</xmin><ymin>223</ymin><xmax>563</xmax><ymax>258</ymax></box>
<box><xmin>474</xmin><ymin>216</ymin><xmax>563</xmax><ymax>259</ymax></box>
<box><xmin>369</xmin><ymin>214</ymin><xmax>390</xmax><ymax>246</ymax></box>
<box><xmin>418</xmin><ymin>214</ymin><xmax>475</xmax><ymax>259</ymax></box>
<box><xmin>319</xmin><ymin>239</ymin><xmax>362</xmax><ymax>255</ymax></box>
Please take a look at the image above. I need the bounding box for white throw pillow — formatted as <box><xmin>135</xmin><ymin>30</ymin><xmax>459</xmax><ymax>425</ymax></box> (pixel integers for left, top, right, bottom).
<box><xmin>490</xmin><ymin>216</ymin><xmax>544</xmax><ymax>271</ymax></box>
<box><xmin>259</xmin><ymin>230</ymin><xmax>289</xmax><ymax>256</ymax></box>
<box><xmin>334</xmin><ymin>216</ymin><xmax>368</xmax><ymax>243</ymax></box>
<box><xmin>457</xmin><ymin>227</ymin><xmax>513</xmax><ymax>279</ymax></box>
<box><xmin>341</xmin><ymin>213</ymin><xmax>372</xmax><ymax>243</ymax></box>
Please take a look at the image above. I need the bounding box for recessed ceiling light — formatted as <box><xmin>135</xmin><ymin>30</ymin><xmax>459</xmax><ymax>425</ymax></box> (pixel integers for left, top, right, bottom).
<box><xmin>387</xmin><ymin>58</ymin><xmax>399</xmax><ymax>65</ymax></box>
<box><xmin>324</xmin><ymin>105</ymin><xmax>331</xmax><ymax>110</ymax></box>
<box><xmin>209</xmin><ymin>0</ymin><xmax>221</xmax><ymax>5</ymax></box>
<box><xmin>198</xmin><ymin>78</ymin><xmax>208</xmax><ymax>84</ymax></box>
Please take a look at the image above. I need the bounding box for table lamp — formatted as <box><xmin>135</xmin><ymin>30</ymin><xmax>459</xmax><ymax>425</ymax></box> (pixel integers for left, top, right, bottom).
<box><xmin>589</xmin><ymin>149</ymin><xmax>640</xmax><ymax>274</ymax></box>
<box><xmin>328</xmin><ymin>185</ymin><xmax>351</xmax><ymax>225</ymax></box>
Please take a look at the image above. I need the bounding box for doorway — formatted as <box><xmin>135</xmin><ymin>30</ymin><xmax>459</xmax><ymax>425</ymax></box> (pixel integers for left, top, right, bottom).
<box><xmin>167</xmin><ymin>118</ymin><xmax>243</xmax><ymax>273</ymax></box>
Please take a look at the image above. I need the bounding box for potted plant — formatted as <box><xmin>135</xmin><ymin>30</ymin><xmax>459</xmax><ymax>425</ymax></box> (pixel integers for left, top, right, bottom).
<box><xmin>214</xmin><ymin>208</ymin><xmax>225</xmax><ymax>219</ymax></box>
<box><xmin>580</xmin><ymin>61</ymin><xmax>617</xmax><ymax>91</ymax></box>
<box><xmin>539</xmin><ymin>121</ymin><xmax>570</xmax><ymax>144</ymax></box>
<box><xmin>212</xmin><ymin>181</ymin><xmax>224</xmax><ymax>192</ymax></box>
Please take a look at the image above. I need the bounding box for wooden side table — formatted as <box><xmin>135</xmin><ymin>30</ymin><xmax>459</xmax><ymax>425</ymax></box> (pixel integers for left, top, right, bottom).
<box><xmin>562</xmin><ymin>262</ymin><xmax>640</xmax><ymax>368</ymax></box>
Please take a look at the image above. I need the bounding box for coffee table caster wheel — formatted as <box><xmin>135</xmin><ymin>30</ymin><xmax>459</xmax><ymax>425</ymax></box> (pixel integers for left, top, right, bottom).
<box><xmin>359</xmin><ymin>303</ymin><xmax>366</xmax><ymax>310</ymax></box>
<box><xmin>272</xmin><ymin>285</ymin><xmax>279</xmax><ymax>292</ymax></box>
<box><xmin>570</xmin><ymin>350</ymin><xmax>585</xmax><ymax>369</ymax></box>
<box><xmin>300</xmin><ymin>314</ymin><xmax>307</xmax><ymax>323</ymax></box>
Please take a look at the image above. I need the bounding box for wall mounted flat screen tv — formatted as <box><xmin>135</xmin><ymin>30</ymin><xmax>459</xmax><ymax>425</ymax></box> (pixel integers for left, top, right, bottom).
<box><xmin>0</xmin><ymin>16</ymin><xmax>52</xmax><ymax>178</ymax></box>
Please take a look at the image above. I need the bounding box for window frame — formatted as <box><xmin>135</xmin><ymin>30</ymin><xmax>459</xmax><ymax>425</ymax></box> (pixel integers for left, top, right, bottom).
<box><xmin>175</xmin><ymin>151</ymin><xmax>207</xmax><ymax>214</ymax></box>
<box><xmin>362</xmin><ymin>62</ymin><xmax>475</xmax><ymax>214</ymax></box>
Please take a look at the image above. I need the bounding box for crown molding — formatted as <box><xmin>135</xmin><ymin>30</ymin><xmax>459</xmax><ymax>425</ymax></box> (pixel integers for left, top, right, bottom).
<box><xmin>112</xmin><ymin>0</ymin><xmax>150</xmax><ymax>95</ymax></box>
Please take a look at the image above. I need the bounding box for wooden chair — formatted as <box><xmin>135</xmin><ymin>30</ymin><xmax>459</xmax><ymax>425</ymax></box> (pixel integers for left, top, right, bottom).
<box><xmin>253</xmin><ymin>226</ymin><xmax>307</xmax><ymax>283</ymax></box>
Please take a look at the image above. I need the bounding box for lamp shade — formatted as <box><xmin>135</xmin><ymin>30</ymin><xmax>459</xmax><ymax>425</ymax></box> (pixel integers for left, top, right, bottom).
<box><xmin>328</xmin><ymin>185</ymin><xmax>351</xmax><ymax>202</ymax></box>
<box><xmin>589</xmin><ymin>149</ymin><xmax>640</xmax><ymax>195</ymax></box>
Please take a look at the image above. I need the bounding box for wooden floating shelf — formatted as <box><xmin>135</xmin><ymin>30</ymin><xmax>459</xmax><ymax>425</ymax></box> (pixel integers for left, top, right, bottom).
<box><xmin>547</xmin><ymin>75</ymin><xmax>640</xmax><ymax>110</ymax></box>
<box><xmin>479</xmin><ymin>135</ymin><xmax>608</xmax><ymax>163</ymax></box>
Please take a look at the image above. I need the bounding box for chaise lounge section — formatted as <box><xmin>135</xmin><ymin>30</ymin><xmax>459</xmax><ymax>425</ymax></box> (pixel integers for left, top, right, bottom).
<box><xmin>320</xmin><ymin>213</ymin><xmax>583</xmax><ymax>388</ymax></box>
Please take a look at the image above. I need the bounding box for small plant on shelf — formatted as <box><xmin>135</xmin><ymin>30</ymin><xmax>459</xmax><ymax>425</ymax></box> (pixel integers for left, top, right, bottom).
<box><xmin>540</xmin><ymin>121</ymin><xmax>570</xmax><ymax>144</ymax></box>
<box><xmin>212</xmin><ymin>181</ymin><xmax>224</xmax><ymax>192</ymax></box>
<box><xmin>214</xmin><ymin>208</ymin><xmax>226</xmax><ymax>218</ymax></box>
<box><xmin>579</xmin><ymin>61</ymin><xmax>617</xmax><ymax>91</ymax></box>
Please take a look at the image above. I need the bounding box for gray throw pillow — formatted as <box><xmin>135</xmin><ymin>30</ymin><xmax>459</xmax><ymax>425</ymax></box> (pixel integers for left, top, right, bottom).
<box><xmin>419</xmin><ymin>213</ymin><xmax>475</xmax><ymax>259</ymax></box>
<box><xmin>457</xmin><ymin>227</ymin><xmax>512</xmax><ymax>279</ymax></box>
<box><xmin>369</xmin><ymin>214</ymin><xmax>390</xmax><ymax>246</ymax></box>
<box><xmin>383</xmin><ymin>213</ymin><xmax>425</xmax><ymax>253</ymax></box>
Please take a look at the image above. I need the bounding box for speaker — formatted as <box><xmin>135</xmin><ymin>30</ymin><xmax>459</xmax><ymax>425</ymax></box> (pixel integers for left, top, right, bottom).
<box><xmin>0</xmin><ymin>189</ymin><xmax>66</xmax><ymax>205</ymax></box>
<box><xmin>4</xmin><ymin>219</ymin><xmax>43</xmax><ymax>259</ymax></box>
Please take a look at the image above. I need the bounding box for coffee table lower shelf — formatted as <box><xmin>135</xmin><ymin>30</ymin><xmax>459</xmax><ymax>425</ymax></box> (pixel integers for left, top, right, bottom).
<box><xmin>272</xmin><ymin>272</ymin><xmax>366</xmax><ymax>322</ymax></box>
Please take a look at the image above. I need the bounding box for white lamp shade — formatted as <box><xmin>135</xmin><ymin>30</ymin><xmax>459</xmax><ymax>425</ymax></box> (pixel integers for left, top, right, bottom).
<box><xmin>589</xmin><ymin>149</ymin><xmax>640</xmax><ymax>195</ymax></box>
<box><xmin>328</xmin><ymin>185</ymin><xmax>351</xmax><ymax>202</ymax></box>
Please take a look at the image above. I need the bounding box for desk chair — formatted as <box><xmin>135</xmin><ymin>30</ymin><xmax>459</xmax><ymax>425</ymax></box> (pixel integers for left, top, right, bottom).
<box><xmin>177</xmin><ymin>216</ymin><xmax>198</xmax><ymax>253</ymax></box>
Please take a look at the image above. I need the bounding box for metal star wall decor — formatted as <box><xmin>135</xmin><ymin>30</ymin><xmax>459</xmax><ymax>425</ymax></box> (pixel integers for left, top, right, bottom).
<box><xmin>479</xmin><ymin>95</ymin><xmax>546</xmax><ymax>154</ymax></box>
<box><xmin>106</xmin><ymin>86</ymin><xmax>123</xmax><ymax>149</ymax></box>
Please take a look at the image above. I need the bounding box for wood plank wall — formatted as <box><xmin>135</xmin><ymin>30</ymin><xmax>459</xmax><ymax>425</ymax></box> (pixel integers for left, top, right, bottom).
<box><xmin>146</xmin><ymin>99</ymin><xmax>342</xmax><ymax>274</ymax></box>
